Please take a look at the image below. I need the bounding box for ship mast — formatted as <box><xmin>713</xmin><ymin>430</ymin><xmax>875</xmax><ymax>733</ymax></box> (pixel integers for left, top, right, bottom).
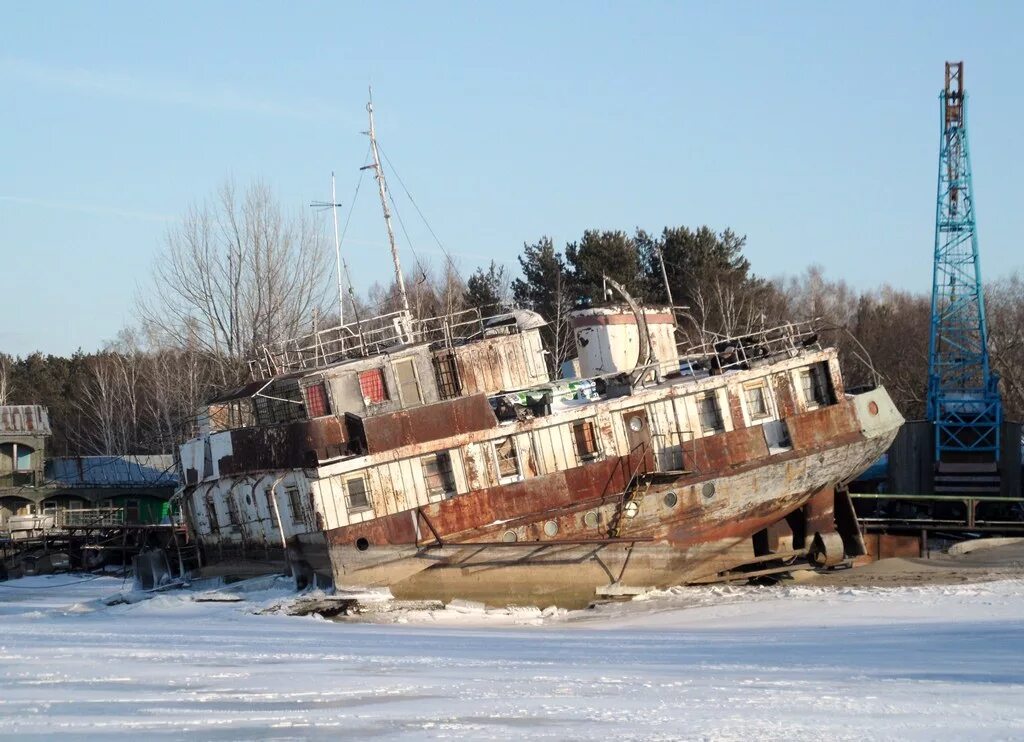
<box><xmin>365</xmin><ymin>88</ymin><xmax>411</xmax><ymax>317</ymax></box>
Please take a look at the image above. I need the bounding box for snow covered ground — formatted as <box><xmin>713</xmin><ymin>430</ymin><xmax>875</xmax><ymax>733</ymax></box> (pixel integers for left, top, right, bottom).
<box><xmin>1</xmin><ymin>574</ymin><xmax>1023</xmax><ymax>740</ymax></box>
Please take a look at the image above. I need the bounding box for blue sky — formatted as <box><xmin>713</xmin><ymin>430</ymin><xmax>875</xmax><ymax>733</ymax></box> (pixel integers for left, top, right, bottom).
<box><xmin>3</xmin><ymin>2</ymin><xmax>1022</xmax><ymax>356</ymax></box>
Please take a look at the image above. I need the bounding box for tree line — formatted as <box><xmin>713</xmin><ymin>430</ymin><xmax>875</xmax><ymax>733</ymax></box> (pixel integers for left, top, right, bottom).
<box><xmin>3</xmin><ymin>178</ymin><xmax>1023</xmax><ymax>455</ymax></box>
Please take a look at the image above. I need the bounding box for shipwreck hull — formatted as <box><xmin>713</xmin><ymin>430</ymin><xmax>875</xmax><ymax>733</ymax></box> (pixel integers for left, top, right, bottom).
<box><xmin>290</xmin><ymin>388</ymin><xmax>900</xmax><ymax>606</ymax></box>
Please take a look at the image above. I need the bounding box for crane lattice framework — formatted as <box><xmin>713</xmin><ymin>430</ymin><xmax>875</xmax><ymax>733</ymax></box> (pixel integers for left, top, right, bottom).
<box><xmin>926</xmin><ymin>61</ymin><xmax>1002</xmax><ymax>464</ymax></box>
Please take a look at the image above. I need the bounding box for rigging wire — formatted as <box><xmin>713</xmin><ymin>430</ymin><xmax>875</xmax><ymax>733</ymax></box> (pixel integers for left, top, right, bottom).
<box><xmin>377</xmin><ymin>144</ymin><xmax>461</xmax><ymax>279</ymax></box>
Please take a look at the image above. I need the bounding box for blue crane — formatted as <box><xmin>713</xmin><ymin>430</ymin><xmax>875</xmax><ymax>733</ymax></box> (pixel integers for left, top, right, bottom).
<box><xmin>926</xmin><ymin>62</ymin><xmax>1002</xmax><ymax>477</ymax></box>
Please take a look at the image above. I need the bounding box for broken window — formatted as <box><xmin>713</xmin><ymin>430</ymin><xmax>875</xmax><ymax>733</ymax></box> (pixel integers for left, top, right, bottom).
<box><xmin>303</xmin><ymin>381</ymin><xmax>331</xmax><ymax>418</ymax></box>
<box><xmin>492</xmin><ymin>436</ymin><xmax>522</xmax><ymax>483</ymax></box>
<box><xmin>394</xmin><ymin>358</ymin><xmax>423</xmax><ymax>406</ymax></box>
<box><xmin>358</xmin><ymin>368</ymin><xmax>388</xmax><ymax>404</ymax></box>
<box><xmin>799</xmin><ymin>364</ymin><xmax>832</xmax><ymax>408</ymax></box>
<box><xmin>287</xmin><ymin>486</ymin><xmax>303</xmax><ymax>523</ymax></box>
<box><xmin>346</xmin><ymin>475</ymin><xmax>370</xmax><ymax>511</ymax></box>
<box><xmin>205</xmin><ymin>497</ymin><xmax>220</xmax><ymax>533</ymax></box>
<box><xmin>744</xmin><ymin>382</ymin><xmax>770</xmax><ymax>420</ymax></box>
<box><xmin>571</xmin><ymin>419</ymin><xmax>601</xmax><ymax>462</ymax></box>
<box><xmin>697</xmin><ymin>393</ymin><xmax>724</xmax><ymax>434</ymax></box>
<box><xmin>421</xmin><ymin>452</ymin><xmax>457</xmax><ymax>497</ymax></box>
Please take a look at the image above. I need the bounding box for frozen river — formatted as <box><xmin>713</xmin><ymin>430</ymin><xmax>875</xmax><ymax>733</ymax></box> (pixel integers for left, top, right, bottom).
<box><xmin>1</xmin><ymin>574</ymin><xmax>1023</xmax><ymax>739</ymax></box>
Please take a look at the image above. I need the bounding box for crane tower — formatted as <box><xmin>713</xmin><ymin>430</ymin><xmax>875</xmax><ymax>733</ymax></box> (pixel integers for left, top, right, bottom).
<box><xmin>926</xmin><ymin>61</ymin><xmax>1002</xmax><ymax>490</ymax></box>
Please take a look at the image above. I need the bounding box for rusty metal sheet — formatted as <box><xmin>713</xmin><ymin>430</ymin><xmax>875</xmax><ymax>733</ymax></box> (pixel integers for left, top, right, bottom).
<box><xmin>720</xmin><ymin>426</ymin><xmax>770</xmax><ymax>468</ymax></box>
<box><xmin>787</xmin><ymin>401</ymin><xmax>861</xmax><ymax>451</ymax></box>
<box><xmin>771</xmin><ymin>372</ymin><xmax>798</xmax><ymax>418</ymax></box>
<box><xmin>218</xmin><ymin>417</ymin><xmax>348</xmax><ymax>475</ymax></box>
<box><xmin>0</xmin><ymin>405</ymin><xmax>51</xmax><ymax>436</ymax></box>
<box><xmin>361</xmin><ymin>394</ymin><xmax>498</xmax><ymax>454</ymax></box>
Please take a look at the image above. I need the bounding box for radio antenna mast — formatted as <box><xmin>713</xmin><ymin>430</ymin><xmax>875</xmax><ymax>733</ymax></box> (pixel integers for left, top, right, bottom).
<box><xmin>363</xmin><ymin>87</ymin><xmax>411</xmax><ymax>317</ymax></box>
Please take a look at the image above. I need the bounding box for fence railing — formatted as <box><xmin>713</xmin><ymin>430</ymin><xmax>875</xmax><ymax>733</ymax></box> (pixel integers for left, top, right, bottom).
<box><xmin>247</xmin><ymin>305</ymin><xmax>516</xmax><ymax>379</ymax></box>
<box><xmin>850</xmin><ymin>493</ymin><xmax>1024</xmax><ymax>529</ymax></box>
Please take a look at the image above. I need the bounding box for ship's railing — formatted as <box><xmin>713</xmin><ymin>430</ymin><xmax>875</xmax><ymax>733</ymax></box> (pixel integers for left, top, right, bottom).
<box><xmin>676</xmin><ymin>319</ymin><xmax>822</xmax><ymax>373</ymax></box>
<box><xmin>248</xmin><ymin>305</ymin><xmax>510</xmax><ymax>379</ymax></box>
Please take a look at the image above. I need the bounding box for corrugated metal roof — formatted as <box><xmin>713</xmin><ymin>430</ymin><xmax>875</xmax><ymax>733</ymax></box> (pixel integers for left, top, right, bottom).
<box><xmin>0</xmin><ymin>406</ymin><xmax>51</xmax><ymax>436</ymax></box>
<box><xmin>45</xmin><ymin>455</ymin><xmax>178</xmax><ymax>488</ymax></box>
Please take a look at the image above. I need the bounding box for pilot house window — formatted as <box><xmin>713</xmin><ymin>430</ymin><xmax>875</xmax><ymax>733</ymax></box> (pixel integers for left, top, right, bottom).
<box><xmin>697</xmin><ymin>393</ymin><xmax>725</xmax><ymax>434</ymax></box>
<box><xmin>572</xmin><ymin>419</ymin><xmax>601</xmax><ymax>462</ymax></box>
<box><xmin>358</xmin><ymin>368</ymin><xmax>388</xmax><ymax>404</ymax></box>
<box><xmin>303</xmin><ymin>381</ymin><xmax>331</xmax><ymax>417</ymax></box>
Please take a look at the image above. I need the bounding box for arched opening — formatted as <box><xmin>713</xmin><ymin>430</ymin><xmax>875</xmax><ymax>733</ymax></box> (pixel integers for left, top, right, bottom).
<box><xmin>0</xmin><ymin>442</ymin><xmax>36</xmax><ymax>486</ymax></box>
<box><xmin>0</xmin><ymin>495</ymin><xmax>35</xmax><ymax>527</ymax></box>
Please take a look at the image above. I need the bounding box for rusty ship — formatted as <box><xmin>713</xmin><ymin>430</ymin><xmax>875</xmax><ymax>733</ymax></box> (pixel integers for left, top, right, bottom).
<box><xmin>175</xmin><ymin>288</ymin><xmax>903</xmax><ymax>606</ymax></box>
<box><xmin>173</xmin><ymin>99</ymin><xmax>903</xmax><ymax>606</ymax></box>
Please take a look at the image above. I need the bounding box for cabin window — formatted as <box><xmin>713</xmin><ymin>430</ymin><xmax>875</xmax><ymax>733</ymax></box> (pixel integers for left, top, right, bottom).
<box><xmin>303</xmin><ymin>381</ymin><xmax>331</xmax><ymax>417</ymax></box>
<box><xmin>205</xmin><ymin>496</ymin><xmax>220</xmax><ymax>533</ymax></box>
<box><xmin>358</xmin><ymin>368</ymin><xmax>388</xmax><ymax>404</ymax></box>
<box><xmin>571</xmin><ymin>419</ymin><xmax>601</xmax><ymax>462</ymax></box>
<box><xmin>744</xmin><ymin>382</ymin><xmax>770</xmax><ymax>420</ymax></box>
<box><xmin>226</xmin><ymin>495</ymin><xmax>241</xmax><ymax>527</ymax></box>
<box><xmin>433</xmin><ymin>353</ymin><xmax>461</xmax><ymax>399</ymax></box>
<box><xmin>697</xmin><ymin>393</ymin><xmax>724</xmax><ymax>434</ymax></box>
<box><xmin>15</xmin><ymin>444</ymin><xmax>33</xmax><ymax>472</ymax></box>
<box><xmin>346</xmin><ymin>475</ymin><xmax>370</xmax><ymax>511</ymax></box>
<box><xmin>799</xmin><ymin>364</ymin><xmax>831</xmax><ymax>408</ymax></box>
<box><xmin>287</xmin><ymin>486</ymin><xmax>304</xmax><ymax>523</ymax></box>
<box><xmin>492</xmin><ymin>437</ymin><xmax>522</xmax><ymax>483</ymax></box>
<box><xmin>394</xmin><ymin>358</ymin><xmax>424</xmax><ymax>406</ymax></box>
<box><xmin>125</xmin><ymin>498</ymin><xmax>140</xmax><ymax>524</ymax></box>
<box><xmin>264</xmin><ymin>486</ymin><xmax>275</xmax><ymax>517</ymax></box>
<box><xmin>421</xmin><ymin>452</ymin><xmax>457</xmax><ymax>497</ymax></box>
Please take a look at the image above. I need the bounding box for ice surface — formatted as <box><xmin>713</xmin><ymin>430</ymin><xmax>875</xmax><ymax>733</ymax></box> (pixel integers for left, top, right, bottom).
<box><xmin>1</xmin><ymin>574</ymin><xmax>1023</xmax><ymax>739</ymax></box>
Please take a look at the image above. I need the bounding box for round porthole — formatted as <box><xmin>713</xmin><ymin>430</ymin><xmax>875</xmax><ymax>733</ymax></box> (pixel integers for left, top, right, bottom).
<box><xmin>702</xmin><ymin>482</ymin><xmax>716</xmax><ymax>499</ymax></box>
<box><xmin>624</xmin><ymin>501</ymin><xmax>640</xmax><ymax>518</ymax></box>
<box><xmin>628</xmin><ymin>416</ymin><xmax>644</xmax><ymax>432</ymax></box>
<box><xmin>664</xmin><ymin>491</ymin><xmax>678</xmax><ymax>508</ymax></box>
<box><xmin>583</xmin><ymin>511</ymin><xmax>600</xmax><ymax>528</ymax></box>
<box><xmin>544</xmin><ymin>520</ymin><xmax>559</xmax><ymax>537</ymax></box>
<box><xmin>502</xmin><ymin>530</ymin><xmax>518</xmax><ymax>543</ymax></box>
<box><xmin>868</xmin><ymin>401</ymin><xmax>879</xmax><ymax>416</ymax></box>
<box><xmin>244</xmin><ymin>494</ymin><xmax>251</xmax><ymax>505</ymax></box>
<box><xmin>355</xmin><ymin>537</ymin><xmax>370</xmax><ymax>551</ymax></box>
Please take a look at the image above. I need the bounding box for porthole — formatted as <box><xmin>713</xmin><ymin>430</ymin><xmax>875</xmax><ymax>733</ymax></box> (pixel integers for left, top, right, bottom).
<box><xmin>583</xmin><ymin>511</ymin><xmax>600</xmax><ymax>528</ymax></box>
<box><xmin>702</xmin><ymin>482</ymin><xmax>716</xmax><ymax>499</ymax></box>
<box><xmin>624</xmin><ymin>501</ymin><xmax>640</xmax><ymax>518</ymax></box>
<box><xmin>502</xmin><ymin>530</ymin><xmax>518</xmax><ymax>543</ymax></box>
<box><xmin>628</xmin><ymin>416</ymin><xmax>644</xmax><ymax>432</ymax></box>
<box><xmin>244</xmin><ymin>494</ymin><xmax>251</xmax><ymax>505</ymax></box>
<box><xmin>544</xmin><ymin>520</ymin><xmax>559</xmax><ymax>537</ymax></box>
<box><xmin>664</xmin><ymin>491</ymin><xmax>678</xmax><ymax>508</ymax></box>
<box><xmin>355</xmin><ymin>537</ymin><xmax>370</xmax><ymax>551</ymax></box>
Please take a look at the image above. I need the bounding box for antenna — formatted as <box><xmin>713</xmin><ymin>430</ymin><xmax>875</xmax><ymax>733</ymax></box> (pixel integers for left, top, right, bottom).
<box><xmin>362</xmin><ymin>87</ymin><xmax>411</xmax><ymax>319</ymax></box>
<box><xmin>310</xmin><ymin>172</ymin><xmax>348</xmax><ymax>326</ymax></box>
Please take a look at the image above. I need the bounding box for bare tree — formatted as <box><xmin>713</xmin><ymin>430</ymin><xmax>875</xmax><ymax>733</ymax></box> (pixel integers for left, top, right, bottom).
<box><xmin>0</xmin><ymin>354</ymin><xmax>11</xmax><ymax>405</ymax></box>
<box><xmin>139</xmin><ymin>180</ymin><xmax>331</xmax><ymax>384</ymax></box>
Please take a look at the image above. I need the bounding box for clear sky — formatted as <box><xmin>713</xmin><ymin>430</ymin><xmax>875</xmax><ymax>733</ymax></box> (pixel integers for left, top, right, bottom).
<box><xmin>3</xmin><ymin>2</ymin><xmax>1022</xmax><ymax>357</ymax></box>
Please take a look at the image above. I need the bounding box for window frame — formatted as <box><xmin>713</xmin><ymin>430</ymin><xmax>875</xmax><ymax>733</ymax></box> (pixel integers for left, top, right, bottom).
<box><xmin>492</xmin><ymin>436</ymin><xmax>523</xmax><ymax>484</ymax></box>
<box><xmin>204</xmin><ymin>496</ymin><xmax>220</xmax><ymax>533</ymax></box>
<box><xmin>358</xmin><ymin>368</ymin><xmax>389</xmax><ymax>405</ymax></box>
<box><xmin>286</xmin><ymin>485</ymin><xmax>304</xmax><ymax>524</ymax></box>
<box><xmin>393</xmin><ymin>357</ymin><xmax>424</xmax><ymax>406</ymax></box>
<box><xmin>798</xmin><ymin>365</ymin><xmax>831</xmax><ymax>409</ymax></box>
<box><xmin>345</xmin><ymin>475</ymin><xmax>371</xmax><ymax>512</ymax></box>
<box><xmin>697</xmin><ymin>392</ymin><xmax>725</xmax><ymax>434</ymax></box>
<box><xmin>302</xmin><ymin>380</ymin><xmax>331</xmax><ymax>418</ymax></box>
<box><xmin>420</xmin><ymin>451</ymin><xmax>457</xmax><ymax>498</ymax></box>
<box><xmin>743</xmin><ymin>381</ymin><xmax>771</xmax><ymax>421</ymax></box>
<box><xmin>571</xmin><ymin>418</ymin><xmax>602</xmax><ymax>463</ymax></box>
